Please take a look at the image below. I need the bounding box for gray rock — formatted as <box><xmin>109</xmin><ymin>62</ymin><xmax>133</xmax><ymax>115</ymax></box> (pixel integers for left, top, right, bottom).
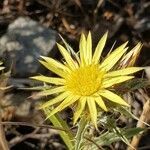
<box><xmin>0</xmin><ymin>17</ymin><xmax>56</xmax><ymax>77</ymax></box>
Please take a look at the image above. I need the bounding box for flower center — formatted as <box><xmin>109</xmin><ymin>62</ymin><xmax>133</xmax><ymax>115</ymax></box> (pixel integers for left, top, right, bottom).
<box><xmin>66</xmin><ymin>65</ymin><xmax>104</xmax><ymax>96</ymax></box>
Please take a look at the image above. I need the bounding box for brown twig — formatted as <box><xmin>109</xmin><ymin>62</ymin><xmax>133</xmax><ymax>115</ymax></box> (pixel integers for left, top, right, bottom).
<box><xmin>9</xmin><ymin>126</ymin><xmax>53</xmax><ymax>148</ymax></box>
<box><xmin>10</xmin><ymin>133</ymin><xmax>53</xmax><ymax>147</ymax></box>
<box><xmin>0</xmin><ymin>121</ymin><xmax>69</xmax><ymax>132</ymax></box>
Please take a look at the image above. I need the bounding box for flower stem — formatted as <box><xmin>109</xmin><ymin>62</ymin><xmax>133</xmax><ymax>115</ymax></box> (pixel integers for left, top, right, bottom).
<box><xmin>75</xmin><ymin>115</ymin><xmax>88</xmax><ymax>150</ymax></box>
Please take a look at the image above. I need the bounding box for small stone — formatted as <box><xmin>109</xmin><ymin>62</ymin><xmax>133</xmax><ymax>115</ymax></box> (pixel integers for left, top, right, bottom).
<box><xmin>0</xmin><ymin>17</ymin><xmax>57</xmax><ymax>77</ymax></box>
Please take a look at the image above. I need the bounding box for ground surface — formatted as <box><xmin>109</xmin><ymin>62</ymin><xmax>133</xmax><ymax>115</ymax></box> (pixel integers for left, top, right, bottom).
<box><xmin>0</xmin><ymin>0</ymin><xmax>150</xmax><ymax>150</ymax></box>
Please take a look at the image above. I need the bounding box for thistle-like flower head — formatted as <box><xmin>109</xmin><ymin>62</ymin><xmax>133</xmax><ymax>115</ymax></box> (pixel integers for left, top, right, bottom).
<box><xmin>31</xmin><ymin>32</ymin><xmax>143</xmax><ymax>127</ymax></box>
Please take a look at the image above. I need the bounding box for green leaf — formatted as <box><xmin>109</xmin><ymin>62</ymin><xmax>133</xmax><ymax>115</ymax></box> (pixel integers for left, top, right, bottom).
<box><xmin>123</xmin><ymin>127</ymin><xmax>144</xmax><ymax>138</ymax></box>
<box><xmin>117</xmin><ymin>106</ymin><xmax>150</xmax><ymax>127</ymax></box>
<box><xmin>44</xmin><ymin>108</ymin><xmax>74</xmax><ymax>150</ymax></box>
<box><xmin>115</xmin><ymin>78</ymin><xmax>150</xmax><ymax>93</ymax></box>
<box><xmin>84</xmin><ymin>127</ymin><xmax>144</xmax><ymax>149</ymax></box>
<box><xmin>83</xmin><ymin>114</ymin><xmax>144</xmax><ymax>149</ymax></box>
<box><xmin>99</xmin><ymin>115</ymin><xmax>131</xmax><ymax>146</ymax></box>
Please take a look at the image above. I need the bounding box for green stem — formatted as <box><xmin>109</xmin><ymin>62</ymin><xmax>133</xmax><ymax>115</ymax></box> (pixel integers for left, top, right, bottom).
<box><xmin>44</xmin><ymin>109</ymin><xmax>74</xmax><ymax>150</ymax></box>
<box><xmin>75</xmin><ymin>115</ymin><xmax>88</xmax><ymax>150</ymax></box>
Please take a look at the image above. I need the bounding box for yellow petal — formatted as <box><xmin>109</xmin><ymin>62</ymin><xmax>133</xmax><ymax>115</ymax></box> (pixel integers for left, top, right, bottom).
<box><xmin>39</xmin><ymin>60</ymin><xmax>66</xmax><ymax>78</ymax></box>
<box><xmin>57</xmin><ymin>43</ymin><xmax>77</xmax><ymax>69</ymax></box>
<box><xmin>79</xmin><ymin>33</ymin><xmax>87</xmax><ymax>65</ymax></box>
<box><xmin>95</xmin><ymin>96</ymin><xmax>107</xmax><ymax>111</ymax></box>
<box><xmin>39</xmin><ymin>92</ymin><xmax>70</xmax><ymax>109</ymax></box>
<box><xmin>92</xmin><ymin>31</ymin><xmax>108</xmax><ymax>64</ymax></box>
<box><xmin>30</xmin><ymin>75</ymin><xmax>65</xmax><ymax>85</ymax></box>
<box><xmin>105</xmin><ymin>67</ymin><xmax>143</xmax><ymax>77</ymax></box>
<box><xmin>73</xmin><ymin>97</ymin><xmax>86</xmax><ymax>124</ymax></box>
<box><xmin>86</xmin><ymin>31</ymin><xmax>92</xmax><ymax>64</ymax></box>
<box><xmin>102</xmin><ymin>76</ymin><xmax>134</xmax><ymax>88</ymax></box>
<box><xmin>87</xmin><ymin>97</ymin><xmax>97</xmax><ymax>128</ymax></box>
<box><xmin>46</xmin><ymin>95</ymin><xmax>79</xmax><ymax>119</ymax></box>
<box><xmin>100</xmin><ymin>42</ymin><xmax>128</xmax><ymax>71</ymax></box>
<box><xmin>99</xmin><ymin>90</ymin><xmax>129</xmax><ymax>106</ymax></box>
<box><xmin>36</xmin><ymin>86</ymin><xmax>65</xmax><ymax>97</ymax></box>
<box><xmin>40</xmin><ymin>56</ymin><xmax>70</xmax><ymax>72</ymax></box>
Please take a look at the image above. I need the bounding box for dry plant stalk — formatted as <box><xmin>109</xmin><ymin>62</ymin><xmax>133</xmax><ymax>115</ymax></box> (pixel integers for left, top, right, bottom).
<box><xmin>128</xmin><ymin>91</ymin><xmax>150</xmax><ymax>150</ymax></box>
<box><xmin>0</xmin><ymin>115</ymin><xmax>9</xmax><ymax>150</ymax></box>
<box><xmin>0</xmin><ymin>73</ymin><xmax>9</xmax><ymax>150</ymax></box>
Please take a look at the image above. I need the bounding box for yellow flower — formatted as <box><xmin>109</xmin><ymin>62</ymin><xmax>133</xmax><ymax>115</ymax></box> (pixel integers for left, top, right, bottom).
<box><xmin>31</xmin><ymin>32</ymin><xmax>143</xmax><ymax>127</ymax></box>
